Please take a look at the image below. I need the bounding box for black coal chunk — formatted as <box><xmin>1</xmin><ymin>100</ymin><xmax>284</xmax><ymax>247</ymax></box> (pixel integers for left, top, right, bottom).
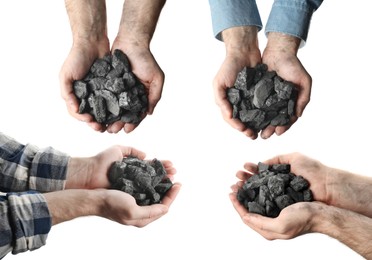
<box><xmin>108</xmin><ymin>156</ymin><xmax>173</xmax><ymax>206</ymax></box>
<box><xmin>236</xmin><ymin>162</ymin><xmax>313</xmax><ymax>218</ymax></box>
<box><xmin>73</xmin><ymin>49</ymin><xmax>148</xmax><ymax>125</ymax></box>
<box><xmin>227</xmin><ymin>64</ymin><xmax>298</xmax><ymax>134</ymax></box>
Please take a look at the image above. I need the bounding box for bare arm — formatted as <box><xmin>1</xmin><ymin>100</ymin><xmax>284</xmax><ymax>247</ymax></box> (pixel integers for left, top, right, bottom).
<box><xmin>327</xmin><ymin>168</ymin><xmax>372</xmax><ymax>218</ymax></box>
<box><xmin>64</xmin><ymin>0</ymin><xmax>108</xmax><ymax>44</ymax></box>
<box><xmin>313</xmin><ymin>204</ymin><xmax>372</xmax><ymax>259</ymax></box>
<box><xmin>61</xmin><ymin>0</ymin><xmax>110</xmax><ymax>132</ymax></box>
<box><xmin>117</xmin><ymin>0</ymin><xmax>166</xmax><ymax>47</ymax></box>
<box><xmin>261</xmin><ymin>32</ymin><xmax>311</xmax><ymax>139</ymax></box>
<box><xmin>109</xmin><ymin>0</ymin><xmax>167</xmax><ymax>133</ymax></box>
<box><xmin>213</xmin><ymin>26</ymin><xmax>262</xmax><ymax>139</ymax></box>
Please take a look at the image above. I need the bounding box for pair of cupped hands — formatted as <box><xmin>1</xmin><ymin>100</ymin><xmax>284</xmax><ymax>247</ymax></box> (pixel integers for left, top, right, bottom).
<box><xmin>210</xmin><ymin>28</ymin><xmax>312</xmax><ymax>140</ymax></box>
<box><xmin>59</xmin><ymin>36</ymin><xmax>164</xmax><ymax>134</ymax></box>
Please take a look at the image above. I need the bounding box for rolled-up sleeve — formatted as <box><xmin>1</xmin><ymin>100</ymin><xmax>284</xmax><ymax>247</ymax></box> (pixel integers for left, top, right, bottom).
<box><xmin>0</xmin><ymin>191</ymin><xmax>51</xmax><ymax>258</ymax></box>
<box><xmin>265</xmin><ymin>0</ymin><xmax>323</xmax><ymax>44</ymax></box>
<box><xmin>0</xmin><ymin>132</ymin><xmax>69</xmax><ymax>193</ymax></box>
<box><xmin>209</xmin><ymin>0</ymin><xmax>263</xmax><ymax>41</ymax></box>
<box><xmin>0</xmin><ymin>133</ymin><xmax>70</xmax><ymax>258</ymax></box>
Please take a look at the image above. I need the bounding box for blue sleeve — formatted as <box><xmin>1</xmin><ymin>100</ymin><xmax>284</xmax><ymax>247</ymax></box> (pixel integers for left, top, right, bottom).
<box><xmin>0</xmin><ymin>191</ymin><xmax>51</xmax><ymax>258</ymax></box>
<box><xmin>209</xmin><ymin>0</ymin><xmax>262</xmax><ymax>41</ymax></box>
<box><xmin>0</xmin><ymin>132</ymin><xmax>69</xmax><ymax>192</ymax></box>
<box><xmin>265</xmin><ymin>0</ymin><xmax>324</xmax><ymax>45</ymax></box>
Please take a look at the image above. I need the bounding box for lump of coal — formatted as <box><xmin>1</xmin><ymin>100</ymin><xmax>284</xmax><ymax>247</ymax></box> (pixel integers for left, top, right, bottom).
<box><xmin>73</xmin><ymin>49</ymin><xmax>148</xmax><ymax>125</ymax></box>
<box><xmin>236</xmin><ymin>162</ymin><xmax>313</xmax><ymax>218</ymax></box>
<box><xmin>227</xmin><ymin>64</ymin><xmax>298</xmax><ymax>134</ymax></box>
<box><xmin>108</xmin><ymin>156</ymin><xmax>173</xmax><ymax>206</ymax></box>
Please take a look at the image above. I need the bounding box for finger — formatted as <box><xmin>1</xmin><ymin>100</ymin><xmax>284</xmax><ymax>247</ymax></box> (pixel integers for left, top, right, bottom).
<box><xmin>229</xmin><ymin>192</ymin><xmax>249</xmax><ymax>218</ymax></box>
<box><xmin>161</xmin><ymin>160</ymin><xmax>173</xmax><ymax>169</ymax></box>
<box><xmin>60</xmin><ymin>72</ymin><xmax>94</xmax><ymax>123</ymax></box>
<box><xmin>229</xmin><ymin>192</ymin><xmax>281</xmax><ymax>239</ymax></box>
<box><xmin>260</xmin><ymin>125</ymin><xmax>276</xmax><ymax>139</ymax></box>
<box><xmin>147</xmin><ymin>76</ymin><xmax>164</xmax><ymax>115</ymax></box>
<box><xmin>120</xmin><ymin>146</ymin><xmax>146</xmax><ymax>159</ymax></box>
<box><xmin>241</xmin><ymin>214</ymin><xmax>281</xmax><ymax>240</ymax></box>
<box><xmin>64</xmin><ymin>92</ymin><xmax>94</xmax><ymax>123</ymax></box>
<box><xmin>107</xmin><ymin>121</ymin><xmax>125</xmax><ymax>134</ymax></box>
<box><xmin>295</xmin><ymin>79</ymin><xmax>311</xmax><ymax>118</ymax></box>
<box><xmin>124</xmin><ymin>112</ymin><xmax>146</xmax><ymax>133</ymax></box>
<box><xmin>213</xmin><ymin>80</ymin><xmax>249</xmax><ymax>133</ymax></box>
<box><xmin>87</xmin><ymin>121</ymin><xmax>106</xmax><ymax>132</ymax></box>
<box><xmin>219</xmin><ymin>102</ymin><xmax>247</xmax><ymax>132</ymax></box>
<box><xmin>161</xmin><ymin>160</ymin><xmax>177</xmax><ymax>176</ymax></box>
<box><xmin>242</xmin><ymin>162</ymin><xmax>258</xmax><ymax>174</ymax></box>
<box><xmin>242</xmin><ymin>212</ymin><xmax>290</xmax><ymax>239</ymax></box>
<box><xmin>230</xmin><ymin>181</ymin><xmax>244</xmax><ymax>192</ymax></box>
<box><xmin>274</xmin><ymin>116</ymin><xmax>297</xmax><ymax>136</ymax></box>
<box><xmin>124</xmin><ymin>123</ymin><xmax>139</xmax><ymax>134</ymax></box>
<box><xmin>160</xmin><ymin>183</ymin><xmax>181</xmax><ymax>207</ymax></box>
<box><xmin>130</xmin><ymin>204</ymin><xmax>169</xmax><ymax>227</ymax></box>
<box><xmin>236</xmin><ymin>170</ymin><xmax>254</xmax><ymax>181</ymax></box>
<box><xmin>263</xmin><ymin>153</ymin><xmax>293</xmax><ymax>166</ymax></box>
<box><xmin>243</xmin><ymin>128</ymin><xmax>258</xmax><ymax>139</ymax></box>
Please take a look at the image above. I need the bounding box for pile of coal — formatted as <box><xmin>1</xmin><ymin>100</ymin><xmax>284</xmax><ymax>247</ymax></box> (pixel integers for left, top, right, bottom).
<box><xmin>227</xmin><ymin>64</ymin><xmax>298</xmax><ymax>133</ymax></box>
<box><xmin>73</xmin><ymin>49</ymin><xmax>148</xmax><ymax>125</ymax></box>
<box><xmin>108</xmin><ymin>156</ymin><xmax>173</xmax><ymax>206</ymax></box>
<box><xmin>236</xmin><ymin>162</ymin><xmax>313</xmax><ymax>218</ymax></box>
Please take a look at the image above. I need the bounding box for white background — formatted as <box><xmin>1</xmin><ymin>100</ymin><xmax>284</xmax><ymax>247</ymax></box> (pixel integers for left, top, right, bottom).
<box><xmin>0</xmin><ymin>1</ymin><xmax>370</xmax><ymax>259</ymax></box>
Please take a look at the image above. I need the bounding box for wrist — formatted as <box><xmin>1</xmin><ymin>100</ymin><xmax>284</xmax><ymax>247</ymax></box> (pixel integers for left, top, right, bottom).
<box><xmin>310</xmin><ymin>203</ymin><xmax>337</xmax><ymax>234</ymax></box>
<box><xmin>222</xmin><ymin>26</ymin><xmax>260</xmax><ymax>56</ymax></box>
<box><xmin>72</xmin><ymin>36</ymin><xmax>110</xmax><ymax>53</ymax></box>
<box><xmin>325</xmin><ymin>167</ymin><xmax>349</xmax><ymax>207</ymax></box>
<box><xmin>65</xmin><ymin>157</ymin><xmax>93</xmax><ymax>189</ymax></box>
<box><xmin>45</xmin><ymin>189</ymin><xmax>103</xmax><ymax>225</ymax></box>
<box><xmin>265</xmin><ymin>32</ymin><xmax>301</xmax><ymax>55</ymax></box>
<box><xmin>115</xmin><ymin>32</ymin><xmax>151</xmax><ymax>50</ymax></box>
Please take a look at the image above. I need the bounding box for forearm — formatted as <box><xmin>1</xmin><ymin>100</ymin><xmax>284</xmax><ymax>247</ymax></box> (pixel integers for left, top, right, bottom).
<box><xmin>313</xmin><ymin>204</ymin><xmax>372</xmax><ymax>259</ymax></box>
<box><xmin>64</xmin><ymin>0</ymin><xmax>107</xmax><ymax>44</ymax></box>
<box><xmin>44</xmin><ymin>189</ymin><xmax>104</xmax><ymax>225</ymax></box>
<box><xmin>327</xmin><ymin>169</ymin><xmax>372</xmax><ymax>218</ymax></box>
<box><xmin>117</xmin><ymin>0</ymin><xmax>166</xmax><ymax>47</ymax></box>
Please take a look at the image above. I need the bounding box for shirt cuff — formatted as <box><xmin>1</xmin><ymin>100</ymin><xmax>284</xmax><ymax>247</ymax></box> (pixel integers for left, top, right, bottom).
<box><xmin>7</xmin><ymin>191</ymin><xmax>51</xmax><ymax>255</ymax></box>
<box><xmin>265</xmin><ymin>1</ymin><xmax>318</xmax><ymax>46</ymax></box>
<box><xmin>209</xmin><ymin>0</ymin><xmax>263</xmax><ymax>41</ymax></box>
<box><xmin>29</xmin><ymin>147</ymin><xmax>70</xmax><ymax>192</ymax></box>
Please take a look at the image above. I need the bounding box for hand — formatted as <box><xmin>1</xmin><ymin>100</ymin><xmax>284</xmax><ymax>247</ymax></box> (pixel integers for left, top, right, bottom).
<box><xmin>65</xmin><ymin>145</ymin><xmax>177</xmax><ymax>190</ymax></box>
<box><xmin>45</xmin><ymin>182</ymin><xmax>181</xmax><ymax>226</ymax></box>
<box><xmin>230</xmin><ymin>183</ymin><xmax>324</xmax><ymax>240</ymax></box>
<box><xmin>261</xmin><ymin>32</ymin><xmax>312</xmax><ymax>139</ymax></box>
<box><xmin>106</xmin><ymin>38</ymin><xmax>164</xmax><ymax>134</ymax></box>
<box><xmin>230</xmin><ymin>184</ymin><xmax>372</xmax><ymax>258</ymax></box>
<box><xmin>100</xmin><ymin>182</ymin><xmax>181</xmax><ymax>227</ymax></box>
<box><xmin>213</xmin><ymin>26</ymin><xmax>262</xmax><ymax>139</ymax></box>
<box><xmin>59</xmin><ymin>39</ymin><xmax>110</xmax><ymax>132</ymax></box>
<box><xmin>235</xmin><ymin>152</ymin><xmax>329</xmax><ymax>203</ymax></box>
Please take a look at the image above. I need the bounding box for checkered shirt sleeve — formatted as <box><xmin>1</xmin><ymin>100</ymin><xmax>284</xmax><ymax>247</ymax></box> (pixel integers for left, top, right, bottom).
<box><xmin>0</xmin><ymin>132</ymin><xmax>70</xmax><ymax>258</ymax></box>
<box><xmin>0</xmin><ymin>191</ymin><xmax>51</xmax><ymax>258</ymax></box>
<box><xmin>0</xmin><ymin>132</ymin><xmax>69</xmax><ymax>192</ymax></box>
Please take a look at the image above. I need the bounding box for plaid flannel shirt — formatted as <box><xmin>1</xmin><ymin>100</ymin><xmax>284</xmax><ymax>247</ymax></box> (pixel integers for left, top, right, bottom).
<box><xmin>0</xmin><ymin>132</ymin><xmax>69</xmax><ymax>258</ymax></box>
